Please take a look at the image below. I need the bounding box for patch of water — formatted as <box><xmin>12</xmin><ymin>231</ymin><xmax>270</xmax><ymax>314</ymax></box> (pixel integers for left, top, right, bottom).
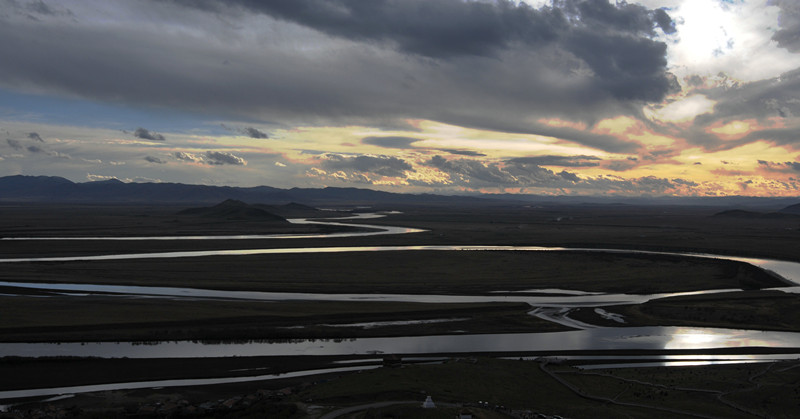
<box><xmin>2</xmin><ymin>327</ymin><xmax>800</xmax><ymax>359</ymax></box>
<box><xmin>320</xmin><ymin>318</ymin><xmax>469</xmax><ymax>329</ymax></box>
<box><xmin>594</xmin><ymin>308</ymin><xmax>626</xmax><ymax>324</ymax></box>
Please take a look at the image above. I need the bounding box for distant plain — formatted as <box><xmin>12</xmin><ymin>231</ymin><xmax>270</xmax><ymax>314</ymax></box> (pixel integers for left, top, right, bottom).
<box><xmin>0</xmin><ymin>202</ymin><xmax>799</xmax><ymax>417</ymax></box>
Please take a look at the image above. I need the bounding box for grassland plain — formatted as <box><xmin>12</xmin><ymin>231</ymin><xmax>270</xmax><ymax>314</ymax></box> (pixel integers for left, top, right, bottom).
<box><xmin>0</xmin><ymin>203</ymin><xmax>799</xmax><ymax>417</ymax></box>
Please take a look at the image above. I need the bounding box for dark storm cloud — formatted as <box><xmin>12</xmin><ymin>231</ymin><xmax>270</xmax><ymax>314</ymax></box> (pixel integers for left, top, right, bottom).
<box><xmin>653</xmin><ymin>8</ymin><xmax>676</xmax><ymax>34</ymax></box>
<box><xmin>0</xmin><ymin>0</ymin><xmax>675</xmax><ymax>153</ymax></box>
<box><xmin>564</xmin><ymin>30</ymin><xmax>672</xmax><ymax>101</ymax></box>
<box><xmin>144</xmin><ymin>155</ymin><xmax>166</xmax><ymax>164</ymax></box>
<box><xmin>321</xmin><ymin>154</ymin><xmax>413</xmax><ymax>177</ymax></box>
<box><xmin>26</xmin><ymin>144</ymin><xmax>45</xmax><ymax>153</ymax></box>
<box><xmin>205</xmin><ymin>151</ymin><xmax>246</xmax><ymax>165</ymax></box>
<box><xmin>27</xmin><ymin>132</ymin><xmax>44</xmax><ymax>142</ymax></box>
<box><xmin>242</xmin><ymin>127</ymin><xmax>268</xmax><ymax>139</ymax></box>
<box><xmin>361</xmin><ymin>136</ymin><xmax>420</xmax><ymax>149</ymax></box>
<box><xmin>771</xmin><ymin>0</ymin><xmax>800</xmax><ymax>52</ymax></box>
<box><xmin>6</xmin><ymin>138</ymin><xmax>23</xmax><ymax>150</ymax></box>
<box><xmin>507</xmin><ymin>155</ymin><xmax>601</xmax><ymax>167</ymax></box>
<box><xmin>177</xmin><ymin>0</ymin><xmax>676</xmax><ymax>102</ymax></box>
<box><xmin>179</xmin><ymin>0</ymin><xmax>565</xmax><ymax>58</ymax></box>
<box><xmin>189</xmin><ymin>0</ymin><xmax>673</xmax><ymax>59</ymax></box>
<box><xmin>133</xmin><ymin>127</ymin><xmax>166</xmax><ymax>142</ymax></box>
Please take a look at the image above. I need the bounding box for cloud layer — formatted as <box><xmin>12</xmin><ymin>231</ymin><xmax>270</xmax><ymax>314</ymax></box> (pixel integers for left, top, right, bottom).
<box><xmin>0</xmin><ymin>0</ymin><xmax>799</xmax><ymax>197</ymax></box>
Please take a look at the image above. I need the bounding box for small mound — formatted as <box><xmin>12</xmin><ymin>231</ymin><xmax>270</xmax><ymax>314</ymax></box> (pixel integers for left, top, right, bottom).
<box><xmin>712</xmin><ymin>209</ymin><xmax>764</xmax><ymax>218</ymax></box>
<box><xmin>779</xmin><ymin>203</ymin><xmax>800</xmax><ymax>215</ymax></box>
<box><xmin>178</xmin><ymin>199</ymin><xmax>288</xmax><ymax>222</ymax></box>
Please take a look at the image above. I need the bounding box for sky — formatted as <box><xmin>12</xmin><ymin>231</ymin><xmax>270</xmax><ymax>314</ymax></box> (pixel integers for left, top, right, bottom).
<box><xmin>1</xmin><ymin>0</ymin><xmax>800</xmax><ymax>197</ymax></box>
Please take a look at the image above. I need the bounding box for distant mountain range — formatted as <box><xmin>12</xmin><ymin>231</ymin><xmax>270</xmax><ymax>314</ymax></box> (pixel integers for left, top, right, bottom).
<box><xmin>0</xmin><ymin>175</ymin><xmax>493</xmax><ymax>206</ymax></box>
<box><xmin>0</xmin><ymin>175</ymin><xmax>798</xmax><ymax>209</ymax></box>
<box><xmin>713</xmin><ymin>207</ymin><xmax>800</xmax><ymax>219</ymax></box>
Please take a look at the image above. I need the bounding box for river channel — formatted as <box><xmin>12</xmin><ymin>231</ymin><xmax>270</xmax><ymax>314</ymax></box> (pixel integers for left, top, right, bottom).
<box><xmin>2</xmin><ymin>212</ymin><xmax>800</xmax><ymax>399</ymax></box>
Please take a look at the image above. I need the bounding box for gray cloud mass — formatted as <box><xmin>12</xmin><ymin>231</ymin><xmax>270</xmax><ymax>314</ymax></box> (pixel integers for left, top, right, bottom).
<box><xmin>772</xmin><ymin>0</ymin><xmax>800</xmax><ymax>52</ymax></box>
<box><xmin>361</xmin><ymin>136</ymin><xmax>420</xmax><ymax>149</ymax></box>
<box><xmin>6</xmin><ymin>138</ymin><xmax>22</xmax><ymax>150</ymax></box>
<box><xmin>508</xmin><ymin>155</ymin><xmax>602</xmax><ymax>167</ymax></box>
<box><xmin>425</xmin><ymin>154</ymin><xmax>697</xmax><ymax>194</ymax></box>
<box><xmin>321</xmin><ymin>154</ymin><xmax>413</xmax><ymax>177</ymax></box>
<box><xmin>145</xmin><ymin>155</ymin><xmax>166</xmax><ymax>164</ymax></box>
<box><xmin>0</xmin><ymin>0</ymin><xmax>677</xmax><ymax>154</ymax></box>
<box><xmin>242</xmin><ymin>127</ymin><xmax>268</xmax><ymax>139</ymax></box>
<box><xmin>205</xmin><ymin>151</ymin><xmax>246</xmax><ymax>166</ymax></box>
<box><xmin>134</xmin><ymin>127</ymin><xmax>166</xmax><ymax>142</ymax></box>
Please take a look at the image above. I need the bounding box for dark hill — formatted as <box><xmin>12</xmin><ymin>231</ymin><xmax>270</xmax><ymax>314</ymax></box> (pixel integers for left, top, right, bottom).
<box><xmin>178</xmin><ymin>199</ymin><xmax>288</xmax><ymax>222</ymax></box>
<box><xmin>0</xmin><ymin>175</ymin><xmax>496</xmax><ymax>206</ymax></box>
<box><xmin>281</xmin><ymin>202</ymin><xmax>317</xmax><ymax>211</ymax></box>
<box><xmin>713</xmin><ymin>209</ymin><xmax>800</xmax><ymax>219</ymax></box>
<box><xmin>780</xmin><ymin>203</ymin><xmax>800</xmax><ymax>215</ymax></box>
<box><xmin>713</xmin><ymin>209</ymin><xmax>765</xmax><ymax>218</ymax></box>
<box><xmin>255</xmin><ymin>202</ymin><xmax>334</xmax><ymax>218</ymax></box>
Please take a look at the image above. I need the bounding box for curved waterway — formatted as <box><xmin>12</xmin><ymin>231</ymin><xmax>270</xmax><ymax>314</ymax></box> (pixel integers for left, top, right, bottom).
<box><xmin>2</xmin><ymin>327</ymin><xmax>800</xmax><ymax>359</ymax></box>
<box><xmin>0</xmin><ymin>280</ymin><xmax>749</xmax><ymax>308</ymax></box>
<box><xmin>0</xmin><ymin>212</ymin><xmax>426</xmax><ymax>241</ymax></box>
<box><xmin>2</xmin><ymin>212</ymin><xmax>800</xmax><ymax>399</ymax></box>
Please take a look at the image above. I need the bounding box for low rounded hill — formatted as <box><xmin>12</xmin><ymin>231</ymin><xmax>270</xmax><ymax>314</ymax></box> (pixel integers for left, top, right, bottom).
<box><xmin>177</xmin><ymin>199</ymin><xmax>288</xmax><ymax>222</ymax></box>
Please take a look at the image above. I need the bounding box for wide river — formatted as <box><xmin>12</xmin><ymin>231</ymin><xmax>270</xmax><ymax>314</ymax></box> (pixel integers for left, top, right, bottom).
<box><xmin>1</xmin><ymin>212</ymin><xmax>800</xmax><ymax>399</ymax></box>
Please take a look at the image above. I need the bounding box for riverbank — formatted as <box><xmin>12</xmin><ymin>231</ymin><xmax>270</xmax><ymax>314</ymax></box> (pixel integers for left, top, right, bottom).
<box><xmin>587</xmin><ymin>289</ymin><xmax>800</xmax><ymax>332</ymax></box>
<box><xmin>3</xmin><ymin>357</ymin><xmax>799</xmax><ymax>418</ymax></box>
<box><xmin>0</xmin><ymin>250</ymin><xmax>785</xmax><ymax>343</ymax></box>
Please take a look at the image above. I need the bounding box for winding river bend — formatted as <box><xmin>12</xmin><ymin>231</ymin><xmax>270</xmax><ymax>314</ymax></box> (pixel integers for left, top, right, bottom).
<box><xmin>2</xmin><ymin>212</ymin><xmax>800</xmax><ymax>399</ymax></box>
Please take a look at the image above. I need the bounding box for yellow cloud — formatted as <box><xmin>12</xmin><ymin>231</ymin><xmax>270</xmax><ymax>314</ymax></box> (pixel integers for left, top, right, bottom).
<box><xmin>537</xmin><ymin>117</ymin><xmax>587</xmax><ymax>131</ymax></box>
<box><xmin>593</xmin><ymin>116</ymin><xmax>677</xmax><ymax>147</ymax></box>
<box><xmin>706</xmin><ymin>118</ymin><xmax>786</xmax><ymax>141</ymax></box>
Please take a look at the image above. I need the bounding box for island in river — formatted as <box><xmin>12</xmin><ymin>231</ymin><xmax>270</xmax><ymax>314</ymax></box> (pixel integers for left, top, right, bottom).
<box><xmin>0</xmin><ymin>201</ymin><xmax>799</xmax><ymax>418</ymax></box>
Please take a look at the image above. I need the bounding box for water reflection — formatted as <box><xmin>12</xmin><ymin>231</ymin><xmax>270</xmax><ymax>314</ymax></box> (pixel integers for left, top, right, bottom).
<box><xmin>664</xmin><ymin>327</ymin><xmax>784</xmax><ymax>350</ymax></box>
<box><xmin>0</xmin><ymin>213</ymin><xmax>425</xmax><ymax>241</ymax></box>
<box><xmin>0</xmin><ymin>246</ymin><xmax>797</xmax><ymax>288</ymax></box>
<box><xmin>514</xmin><ymin>353</ymin><xmax>800</xmax><ymax>369</ymax></box>
<box><xmin>0</xmin><ymin>281</ymin><xmax>747</xmax><ymax>308</ymax></box>
<box><xmin>2</xmin><ymin>328</ymin><xmax>799</xmax><ymax>359</ymax></box>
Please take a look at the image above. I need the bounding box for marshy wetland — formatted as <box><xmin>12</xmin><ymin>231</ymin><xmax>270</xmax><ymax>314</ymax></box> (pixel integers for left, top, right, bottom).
<box><xmin>1</xmin><ymin>202</ymin><xmax>799</xmax><ymax>418</ymax></box>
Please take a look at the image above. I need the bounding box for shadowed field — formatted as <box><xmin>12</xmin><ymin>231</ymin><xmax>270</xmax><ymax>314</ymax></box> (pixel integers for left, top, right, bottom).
<box><xmin>0</xmin><ymin>202</ymin><xmax>798</xmax><ymax>418</ymax></box>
